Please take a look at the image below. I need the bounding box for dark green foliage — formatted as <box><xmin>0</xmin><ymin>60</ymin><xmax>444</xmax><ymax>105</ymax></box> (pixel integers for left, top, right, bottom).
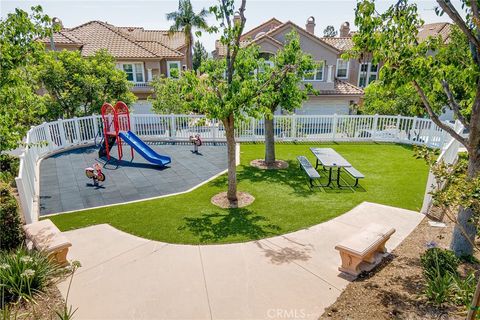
<box><xmin>323</xmin><ymin>25</ymin><xmax>337</xmax><ymax>37</ymax></box>
<box><xmin>421</xmin><ymin>247</ymin><xmax>460</xmax><ymax>280</ymax></box>
<box><xmin>0</xmin><ymin>183</ymin><xmax>24</xmax><ymax>251</ymax></box>
<box><xmin>0</xmin><ymin>154</ymin><xmax>19</xmax><ymax>185</ymax></box>
<box><xmin>192</xmin><ymin>40</ymin><xmax>208</xmax><ymax>71</ymax></box>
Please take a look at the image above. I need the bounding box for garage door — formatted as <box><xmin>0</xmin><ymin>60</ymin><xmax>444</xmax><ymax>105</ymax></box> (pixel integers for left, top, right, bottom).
<box><xmin>296</xmin><ymin>99</ymin><xmax>349</xmax><ymax>115</ymax></box>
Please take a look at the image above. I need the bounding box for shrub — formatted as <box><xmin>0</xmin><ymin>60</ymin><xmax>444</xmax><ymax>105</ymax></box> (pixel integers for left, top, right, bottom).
<box><xmin>0</xmin><ymin>154</ymin><xmax>19</xmax><ymax>185</ymax></box>
<box><xmin>421</xmin><ymin>247</ymin><xmax>460</xmax><ymax>280</ymax></box>
<box><xmin>451</xmin><ymin>272</ymin><xmax>477</xmax><ymax>308</ymax></box>
<box><xmin>0</xmin><ymin>183</ymin><xmax>24</xmax><ymax>251</ymax></box>
<box><xmin>424</xmin><ymin>271</ymin><xmax>454</xmax><ymax>306</ymax></box>
<box><xmin>0</xmin><ymin>248</ymin><xmax>60</xmax><ymax>304</ymax></box>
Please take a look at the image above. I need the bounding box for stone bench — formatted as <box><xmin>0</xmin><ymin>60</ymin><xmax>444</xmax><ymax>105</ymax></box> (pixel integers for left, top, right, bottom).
<box><xmin>23</xmin><ymin>219</ymin><xmax>71</xmax><ymax>266</ymax></box>
<box><xmin>335</xmin><ymin>223</ymin><xmax>395</xmax><ymax>276</ymax></box>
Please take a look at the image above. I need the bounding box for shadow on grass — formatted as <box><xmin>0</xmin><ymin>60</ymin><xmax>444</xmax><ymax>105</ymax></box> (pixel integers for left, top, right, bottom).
<box><xmin>210</xmin><ymin>160</ymin><xmax>315</xmax><ymax>197</ymax></box>
<box><xmin>180</xmin><ymin>208</ymin><xmax>281</xmax><ymax>242</ymax></box>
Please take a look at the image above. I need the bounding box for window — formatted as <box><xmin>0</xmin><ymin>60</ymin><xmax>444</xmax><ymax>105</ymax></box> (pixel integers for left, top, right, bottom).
<box><xmin>303</xmin><ymin>61</ymin><xmax>325</xmax><ymax>81</ymax></box>
<box><xmin>336</xmin><ymin>59</ymin><xmax>349</xmax><ymax>79</ymax></box>
<box><xmin>167</xmin><ymin>61</ymin><xmax>181</xmax><ymax>78</ymax></box>
<box><xmin>357</xmin><ymin>62</ymin><xmax>378</xmax><ymax>87</ymax></box>
<box><xmin>119</xmin><ymin>63</ymin><xmax>145</xmax><ymax>83</ymax></box>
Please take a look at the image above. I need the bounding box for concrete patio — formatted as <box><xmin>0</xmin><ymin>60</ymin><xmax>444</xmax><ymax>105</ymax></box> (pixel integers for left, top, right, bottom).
<box><xmin>58</xmin><ymin>202</ymin><xmax>424</xmax><ymax>320</ymax></box>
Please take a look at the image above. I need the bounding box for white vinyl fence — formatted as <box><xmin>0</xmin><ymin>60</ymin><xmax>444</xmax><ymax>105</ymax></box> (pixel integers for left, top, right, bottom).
<box><xmin>420</xmin><ymin>120</ymin><xmax>465</xmax><ymax>214</ymax></box>
<box><xmin>15</xmin><ymin>114</ymin><xmax>461</xmax><ymax>224</ymax></box>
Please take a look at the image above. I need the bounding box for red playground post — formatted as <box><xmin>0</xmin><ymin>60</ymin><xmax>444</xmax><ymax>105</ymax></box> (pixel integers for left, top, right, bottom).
<box><xmin>100</xmin><ymin>101</ymin><xmax>134</xmax><ymax>161</ymax></box>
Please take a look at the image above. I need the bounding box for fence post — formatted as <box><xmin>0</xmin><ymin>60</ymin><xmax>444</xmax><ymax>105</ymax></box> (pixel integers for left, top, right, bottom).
<box><xmin>74</xmin><ymin>117</ymin><xmax>81</xmax><ymax>143</ymax></box>
<box><xmin>211</xmin><ymin>119</ymin><xmax>217</xmax><ymax>142</ymax></box>
<box><xmin>251</xmin><ymin>117</ymin><xmax>257</xmax><ymax>141</ymax></box>
<box><xmin>332</xmin><ymin>114</ymin><xmax>337</xmax><ymax>141</ymax></box>
<box><xmin>396</xmin><ymin>114</ymin><xmax>401</xmax><ymax>142</ymax></box>
<box><xmin>170</xmin><ymin>114</ymin><xmax>176</xmax><ymax>140</ymax></box>
<box><xmin>93</xmin><ymin>114</ymin><xmax>99</xmax><ymax>139</ymax></box>
<box><xmin>57</xmin><ymin>119</ymin><xmax>67</xmax><ymax>146</ymax></box>
<box><xmin>372</xmin><ymin>114</ymin><xmax>379</xmax><ymax>142</ymax></box>
<box><xmin>43</xmin><ymin>122</ymin><xmax>54</xmax><ymax>152</ymax></box>
<box><xmin>291</xmin><ymin>114</ymin><xmax>296</xmax><ymax>140</ymax></box>
<box><xmin>130</xmin><ymin>115</ymin><xmax>136</xmax><ymax>134</ymax></box>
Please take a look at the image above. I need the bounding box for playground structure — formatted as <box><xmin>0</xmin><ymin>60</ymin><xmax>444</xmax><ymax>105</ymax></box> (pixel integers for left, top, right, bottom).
<box><xmin>100</xmin><ymin>102</ymin><xmax>172</xmax><ymax>166</ymax></box>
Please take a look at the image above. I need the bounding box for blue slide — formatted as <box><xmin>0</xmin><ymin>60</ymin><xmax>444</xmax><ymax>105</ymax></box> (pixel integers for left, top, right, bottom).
<box><xmin>118</xmin><ymin>131</ymin><xmax>171</xmax><ymax>166</ymax></box>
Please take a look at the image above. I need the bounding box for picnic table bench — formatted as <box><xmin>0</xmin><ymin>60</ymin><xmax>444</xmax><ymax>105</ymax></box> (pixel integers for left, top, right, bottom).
<box><xmin>309</xmin><ymin>148</ymin><xmax>364</xmax><ymax>188</ymax></box>
<box><xmin>335</xmin><ymin>223</ymin><xmax>395</xmax><ymax>276</ymax></box>
<box><xmin>297</xmin><ymin>156</ymin><xmax>321</xmax><ymax>188</ymax></box>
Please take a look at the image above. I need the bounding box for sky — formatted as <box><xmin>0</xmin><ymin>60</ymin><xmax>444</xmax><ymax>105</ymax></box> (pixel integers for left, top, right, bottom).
<box><xmin>1</xmin><ymin>0</ymin><xmax>462</xmax><ymax>52</ymax></box>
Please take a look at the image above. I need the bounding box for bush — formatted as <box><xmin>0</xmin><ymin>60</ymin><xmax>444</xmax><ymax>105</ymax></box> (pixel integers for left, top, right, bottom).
<box><xmin>421</xmin><ymin>247</ymin><xmax>460</xmax><ymax>280</ymax></box>
<box><xmin>0</xmin><ymin>154</ymin><xmax>19</xmax><ymax>185</ymax></box>
<box><xmin>0</xmin><ymin>248</ymin><xmax>60</xmax><ymax>304</ymax></box>
<box><xmin>424</xmin><ymin>272</ymin><xmax>454</xmax><ymax>306</ymax></box>
<box><xmin>0</xmin><ymin>183</ymin><xmax>24</xmax><ymax>251</ymax></box>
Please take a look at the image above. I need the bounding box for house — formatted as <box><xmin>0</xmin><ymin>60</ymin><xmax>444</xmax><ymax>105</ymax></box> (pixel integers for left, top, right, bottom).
<box><xmin>213</xmin><ymin>17</ymin><xmax>364</xmax><ymax>115</ymax></box>
<box><xmin>213</xmin><ymin>17</ymin><xmax>453</xmax><ymax>115</ymax></box>
<box><xmin>42</xmin><ymin>20</ymin><xmax>187</xmax><ymax>110</ymax></box>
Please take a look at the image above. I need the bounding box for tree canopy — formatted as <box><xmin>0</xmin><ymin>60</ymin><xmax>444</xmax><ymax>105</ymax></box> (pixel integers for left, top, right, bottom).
<box><xmin>38</xmin><ymin>49</ymin><xmax>136</xmax><ymax>118</ymax></box>
<box><xmin>323</xmin><ymin>25</ymin><xmax>337</xmax><ymax>37</ymax></box>
<box><xmin>166</xmin><ymin>0</ymin><xmax>209</xmax><ymax>69</ymax></box>
<box><xmin>192</xmin><ymin>40</ymin><xmax>208</xmax><ymax>71</ymax></box>
<box><xmin>0</xmin><ymin>6</ymin><xmax>52</xmax><ymax>152</ymax></box>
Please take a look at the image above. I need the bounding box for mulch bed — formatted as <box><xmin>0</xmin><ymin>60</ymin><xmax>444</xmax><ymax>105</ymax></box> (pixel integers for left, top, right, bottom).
<box><xmin>211</xmin><ymin>191</ymin><xmax>255</xmax><ymax>208</ymax></box>
<box><xmin>9</xmin><ymin>283</ymin><xmax>65</xmax><ymax>319</ymax></box>
<box><xmin>250</xmin><ymin>159</ymin><xmax>289</xmax><ymax>170</ymax></box>
<box><xmin>320</xmin><ymin>215</ymin><xmax>478</xmax><ymax>320</ymax></box>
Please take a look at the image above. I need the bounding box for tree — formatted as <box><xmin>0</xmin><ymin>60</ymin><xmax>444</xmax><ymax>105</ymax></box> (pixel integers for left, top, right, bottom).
<box><xmin>173</xmin><ymin>0</ymin><xmax>308</xmax><ymax>205</ymax></box>
<box><xmin>166</xmin><ymin>0</ymin><xmax>209</xmax><ymax>70</ymax></box>
<box><xmin>150</xmin><ymin>76</ymin><xmax>192</xmax><ymax>114</ymax></box>
<box><xmin>192</xmin><ymin>40</ymin><xmax>208</xmax><ymax>71</ymax></box>
<box><xmin>39</xmin><ymin>49</ymin><xmax>136</xmax><ymax>118</ymax></box>
<box><xmin>0</xmin><ymin>6</ymin><xmax>52</xmax><ymax>152</ymax></box>
<box><xmin>257</xmin><ymin>32</ymin><xmax>315</xmax><ymax>166</ymax></box>
<box><xmin>323</xmin><ymin>25</ymin><xmax>338</xmax><ymax>37</ymax></box>
<box><xmin>349</xmin><ymin>0</ymin><xmax>479</xmax><ymax>257</ymax></box>
<box><xmin>361</xmin><ymin>81</ymin><xmax>425</xmax><ymax>116</ymax></box>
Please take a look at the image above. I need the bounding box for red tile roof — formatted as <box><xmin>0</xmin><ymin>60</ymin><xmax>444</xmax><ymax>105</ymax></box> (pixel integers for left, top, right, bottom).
<box><xmin>319</xmin><ymin>80</ymin><xmax>364</xmax><ymax>96</ymax></box>
<box><xmin>41</xmin><ymin>21</ymin><xmax>185</xmax><ymax>59</ymax></box>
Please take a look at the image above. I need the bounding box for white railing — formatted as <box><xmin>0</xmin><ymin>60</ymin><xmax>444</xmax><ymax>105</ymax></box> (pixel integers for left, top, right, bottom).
<box><xmin>15</xmin><ymin>113</ymin><xmax>461</xmax><ymax>224</ymax></box>
<box><xmin>420</xmin><ymin>120</ymin><xmax>465</xmax><ymax>214</ymax></box>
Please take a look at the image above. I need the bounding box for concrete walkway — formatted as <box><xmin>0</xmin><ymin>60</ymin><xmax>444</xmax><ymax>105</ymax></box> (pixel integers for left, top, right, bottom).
<box><xmin>58</xmin><ymin>202</ymin><xmax>423</xmax><ymax>320</ymax></box>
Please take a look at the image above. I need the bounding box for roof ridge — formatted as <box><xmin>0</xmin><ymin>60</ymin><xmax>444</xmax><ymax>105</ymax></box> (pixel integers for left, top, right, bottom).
<box><xmin>263</xmin><ymin>20</ymin><xmax>340</xmax><ymax>54</ymax></box>
<box><xmin>241</xmin><ymin>17</ymin><xmax>283</xmax><ymax>40</ymax></box>
<box><xmin>94</xmin><ymin>21</ymin><xmax>162</xmax><ymax>58</ymax></box>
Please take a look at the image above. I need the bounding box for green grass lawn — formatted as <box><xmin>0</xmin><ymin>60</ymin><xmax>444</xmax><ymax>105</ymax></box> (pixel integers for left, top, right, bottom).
<box><xmin>48</xmin><ymin>143</ymin><xmax>429</xmax><ymax>244</ymax></box>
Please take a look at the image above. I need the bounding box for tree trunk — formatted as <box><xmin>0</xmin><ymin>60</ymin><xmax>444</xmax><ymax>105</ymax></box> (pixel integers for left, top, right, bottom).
<box><xmin>224</xmin><ymin>114</ymin><xmax>238</xmax><ymax>203</ymax></box>
<box><xmin>450</xmin><ymin>155</ymin><xmax>480</xmax><ymax>256</ymax></box>
<box><xmin>264</xmin><ymin>116</ymin><xmax>275</xmax><ymax>166</ymax></box>
<box><xmin>186</xmin><ymin>33</ymin><xmax>193</xmax><ymax>70</ymax></box>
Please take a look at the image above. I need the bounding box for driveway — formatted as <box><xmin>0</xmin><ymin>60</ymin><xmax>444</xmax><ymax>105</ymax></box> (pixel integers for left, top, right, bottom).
<box><xmin>58</xmin><ymin>202</ymin><xmax>423</xmax><ymax>320</ymax></box>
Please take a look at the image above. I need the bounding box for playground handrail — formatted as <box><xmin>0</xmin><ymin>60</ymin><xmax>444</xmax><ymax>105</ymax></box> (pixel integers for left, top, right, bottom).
<box><xmin>15</xmin><ymin>113</ymin><xmax>462</xmax><ymax>224</ymax></box>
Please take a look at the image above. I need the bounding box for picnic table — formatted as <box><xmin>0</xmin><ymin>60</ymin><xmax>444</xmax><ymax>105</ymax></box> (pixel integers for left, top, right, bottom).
<box><xmin>309</xmin><ymin>148</ymin><xmax>352</xmax><ymax>187</ymax></box>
